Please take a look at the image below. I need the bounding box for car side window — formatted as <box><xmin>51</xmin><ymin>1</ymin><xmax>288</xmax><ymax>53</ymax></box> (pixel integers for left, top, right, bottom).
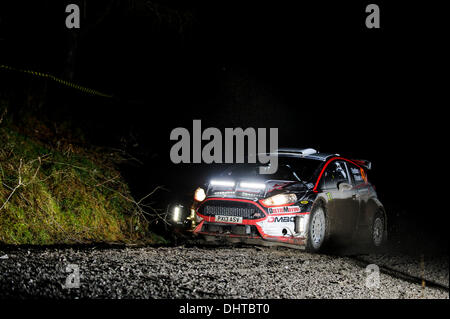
<box><xmin>321</xmin><ymin>161</ymin><xmax>349</xmax><ymax>190</ymax></box>
<box><xmin>348</xmin><ymin>163</ymin><xmax>365</xmax><ymax>186</ymax></box>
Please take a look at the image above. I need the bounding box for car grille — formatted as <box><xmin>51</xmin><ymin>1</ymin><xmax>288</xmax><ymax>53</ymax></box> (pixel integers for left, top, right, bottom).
<box><xmin>201</xmin><ymin>223</ymin><xmax>259</xmax><ymax>236</ymax></box>
<box><xmin>198</xmin><ymin>200</ymin><xmax>264</xmax><ymax>220</ymax></box>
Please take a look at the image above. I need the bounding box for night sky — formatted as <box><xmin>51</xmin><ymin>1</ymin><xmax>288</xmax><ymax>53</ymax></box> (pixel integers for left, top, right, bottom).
<box><xmin>1</xmin><ymin>1</ymin><xmax>445</xmax><ymax>249</ymax></box>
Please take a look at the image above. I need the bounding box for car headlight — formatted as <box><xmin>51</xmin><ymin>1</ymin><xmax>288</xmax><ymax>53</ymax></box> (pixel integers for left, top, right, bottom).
<box><xmin>261</xmin><ymin>193</ymin><xmax>297</xmax><ymax>206</ymax></box>
<box><xmin>194</xmin><ymin>187</ymin><xmax>206</xmax><ymax>202</ymax></box>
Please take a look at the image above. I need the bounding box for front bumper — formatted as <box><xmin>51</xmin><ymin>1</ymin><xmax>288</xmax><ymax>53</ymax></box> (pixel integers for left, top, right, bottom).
<box><xmin>194</xmin><ymin>197</ymin><xmax>310</xmax><ymax>246</ymax></box>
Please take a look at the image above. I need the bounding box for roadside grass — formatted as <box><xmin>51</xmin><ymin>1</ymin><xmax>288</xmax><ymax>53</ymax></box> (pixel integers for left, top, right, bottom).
<box><xmin>0</xmin><ymin>116</ymin><xmax>167</xmax><ymax>245</ymax></box>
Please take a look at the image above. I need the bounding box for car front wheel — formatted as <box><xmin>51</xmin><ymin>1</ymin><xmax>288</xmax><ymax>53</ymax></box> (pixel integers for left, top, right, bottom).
<box><xmin>306</xmin><ymin>204</ymin><xmax>330</xmax><ymax>253</ymax></box>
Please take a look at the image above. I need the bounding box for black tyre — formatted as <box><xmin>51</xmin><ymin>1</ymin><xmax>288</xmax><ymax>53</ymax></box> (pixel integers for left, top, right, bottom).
<box><xmin>306</xmin><ymin>203</ymin><xmax>331</xmax><ymax>253</ymax></box>
<box><xmin>370</xmin><ymin>210</ymin><xmax>387</xmax><ymax>248</ymax></box>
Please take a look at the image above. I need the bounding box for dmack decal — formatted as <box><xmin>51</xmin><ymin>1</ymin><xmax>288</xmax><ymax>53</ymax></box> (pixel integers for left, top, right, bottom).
<box><xmin>268</xmin><ymin>206</ymin><xmax>301</xmax><ymax>214</ymax></box>
<box><xmin>268</xmin><ymin>216</ymin><xmax>295</xmax><ymax>223</ymax></box>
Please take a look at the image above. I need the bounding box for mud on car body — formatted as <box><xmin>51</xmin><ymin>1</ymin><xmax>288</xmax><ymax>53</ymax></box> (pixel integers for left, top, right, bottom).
<box><xmin>171</xmin><ymin>148</ymin><xmax>387</xmax><ymax>252</ymax></box>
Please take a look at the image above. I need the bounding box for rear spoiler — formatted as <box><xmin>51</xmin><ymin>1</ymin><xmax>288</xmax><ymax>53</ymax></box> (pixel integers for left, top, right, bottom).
<box><xmin>352</xmin><ymin>159</ymin><xmax>372</xmax><ymax>170</ymax></box>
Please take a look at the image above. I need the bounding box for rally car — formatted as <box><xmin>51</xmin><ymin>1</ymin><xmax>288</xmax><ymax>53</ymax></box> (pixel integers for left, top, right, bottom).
<box><xmin>170</xmin><ymin>148</ymin><xmax>387</xmax><ymax>252</ymax></box>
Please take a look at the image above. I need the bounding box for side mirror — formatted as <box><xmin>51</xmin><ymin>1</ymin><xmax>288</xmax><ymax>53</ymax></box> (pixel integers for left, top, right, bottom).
<box><xmin>338</xmin><ymin>182</ymin><xmax>353</xmax><ymax>192</ymax></box>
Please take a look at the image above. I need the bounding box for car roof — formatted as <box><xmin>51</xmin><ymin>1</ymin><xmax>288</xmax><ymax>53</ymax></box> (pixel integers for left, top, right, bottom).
<box><xmin>265</xmin><ymin>148</ymin><xmax>340</xmax><ymax>162</ymax></box>
<box><xmin>272</xmin><ymin>152</ymin><xmax>338</xmax><ymax>161</ymax></box>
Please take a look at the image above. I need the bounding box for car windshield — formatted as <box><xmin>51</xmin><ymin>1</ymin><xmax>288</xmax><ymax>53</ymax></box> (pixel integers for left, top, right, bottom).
<box><xmin>219</xmin><ymin>157</ymin><xmax>321</xmax><ymax>182</ymax></box>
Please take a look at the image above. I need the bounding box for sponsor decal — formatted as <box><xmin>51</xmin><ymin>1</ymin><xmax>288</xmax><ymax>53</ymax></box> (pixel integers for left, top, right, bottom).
<box><xmin>267</xmin><ymin>216</ymin><xmax>296</xmax><ymax>223</ymax></box>
<box><xmin>268</xmin><ymin>206</ymin><xmax>301</xmax><ymax>214</ymax></box>
<box><xmin>268</xmin><ymin>182</ymin><xmax>290</xmax><ymax>192</ymax></box>
<box><xmin>300</xmin><ymin>200</ymin><xmax>309</xmax><ymax>205</ymax></box>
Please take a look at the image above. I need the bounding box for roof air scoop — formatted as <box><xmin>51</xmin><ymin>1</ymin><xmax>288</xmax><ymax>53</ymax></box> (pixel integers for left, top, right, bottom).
<box><xmin>276</xmin><ymin>148</ymin><xmax>318</xmax><ymax>156</ymax></box>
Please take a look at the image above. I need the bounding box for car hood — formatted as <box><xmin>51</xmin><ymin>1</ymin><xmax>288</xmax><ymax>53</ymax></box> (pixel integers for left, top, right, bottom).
<box><xmin>206</xmin><ymin>179</ymin><xmax>310</xmax><ymax>200</ymax></box>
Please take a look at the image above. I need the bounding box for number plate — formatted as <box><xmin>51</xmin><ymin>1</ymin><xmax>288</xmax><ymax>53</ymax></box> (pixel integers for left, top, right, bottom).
<box><xmin>215</xmin><ymin>215</ymin><xmax>243</xmax><ymax>224</ymax></box>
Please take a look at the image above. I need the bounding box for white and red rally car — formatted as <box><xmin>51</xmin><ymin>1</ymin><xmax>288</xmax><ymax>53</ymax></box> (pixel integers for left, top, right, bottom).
<box><xmin>174</xmin><ymin>148</ymin><xmax>387</xmax><ymax>252</ymax></box>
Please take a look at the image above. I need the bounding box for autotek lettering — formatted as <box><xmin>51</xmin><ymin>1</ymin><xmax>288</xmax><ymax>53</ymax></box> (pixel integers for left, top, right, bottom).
<box><xmin>268</xmin><ymin>216</ymin><xmax>295</xmax><ymax>223</ymax></box>
<box><xmin>268</xmin><ymin>206</ymin><xmax>301</xmax><ymax>214</ymax></box>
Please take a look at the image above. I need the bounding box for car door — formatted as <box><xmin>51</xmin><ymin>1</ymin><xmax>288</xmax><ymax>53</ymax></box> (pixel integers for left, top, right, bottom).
<box><xmin>347</xmin><ymin>163</ymin><xmax>369</xmax><ymax>235</ymax></box>
<box><xmin>320</xmin><ymin>160</ymin><xmax>359</xmax><ymax>239</ymax></box>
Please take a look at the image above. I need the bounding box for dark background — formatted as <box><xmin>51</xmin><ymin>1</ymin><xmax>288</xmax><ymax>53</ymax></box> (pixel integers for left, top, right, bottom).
<box><xmin>1</xmin><ymin>1</ymin><xmax>446</xmax><ymax>252</ymax></box>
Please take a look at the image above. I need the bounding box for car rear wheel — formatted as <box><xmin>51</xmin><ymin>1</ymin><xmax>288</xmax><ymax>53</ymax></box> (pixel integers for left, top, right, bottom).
<box><xmin>306</xmin><ymin>204</ymin><xmax>330</xmax><ymax>252</ymax></box>
<box><xmin>371</xmin><ymin>210</ymin><xmax>387</xmax><ymax>248</ymax></box>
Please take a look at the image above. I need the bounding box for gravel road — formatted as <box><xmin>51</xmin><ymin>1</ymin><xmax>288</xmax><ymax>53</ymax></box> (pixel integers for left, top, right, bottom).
<box><xmin>0</xmin><ymin>245</ymin><xmax>448</xmax><ymax>299</ymax></box>
<box><xmin>355</xmin><ymin>254</ymin><xmax>449</xmax><ymax>289</ymax></box>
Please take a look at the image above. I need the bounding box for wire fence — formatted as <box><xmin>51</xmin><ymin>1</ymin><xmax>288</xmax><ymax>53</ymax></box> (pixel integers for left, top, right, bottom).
<box><xmin>0</xmin><ymin>64</ymin><xmax>113</xmax><ymax>98</ymax></box>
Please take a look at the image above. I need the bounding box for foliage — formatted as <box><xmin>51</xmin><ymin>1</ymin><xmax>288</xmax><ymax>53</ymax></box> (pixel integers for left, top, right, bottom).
<box><xmin>0</xmin><ymin>111</ymin><xmax>166</xmax><ymax>245</ymax></box>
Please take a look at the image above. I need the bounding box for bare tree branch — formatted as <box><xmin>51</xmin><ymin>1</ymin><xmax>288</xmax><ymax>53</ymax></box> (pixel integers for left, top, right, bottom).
<box><xmin>0</xmin><ymin>159</ymin><xmax>23</xmax><ymax>211</ymax></box>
